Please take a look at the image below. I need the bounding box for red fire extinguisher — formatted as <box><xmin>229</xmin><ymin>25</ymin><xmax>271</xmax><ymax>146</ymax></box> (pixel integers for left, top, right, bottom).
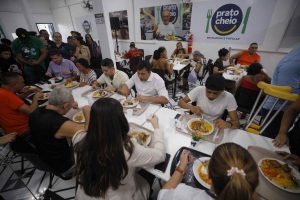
<box><xmin>188</xmin><ymin>34</ymin><xmax>193</xmax><ymax>55</ymax></box>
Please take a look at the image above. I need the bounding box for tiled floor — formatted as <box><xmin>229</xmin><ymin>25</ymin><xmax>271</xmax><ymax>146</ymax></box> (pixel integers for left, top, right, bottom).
<box><xmin>0</xmin><ymin>81</ymin><xmax>201</xmax><ymax>200</ymax></box>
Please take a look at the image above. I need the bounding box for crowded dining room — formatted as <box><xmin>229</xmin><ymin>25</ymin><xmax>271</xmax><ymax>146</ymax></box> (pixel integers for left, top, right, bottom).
<box><xmin>0</xmin><ymin>0</ymin><xmax>300</xmax><ymax>199</ymax></box>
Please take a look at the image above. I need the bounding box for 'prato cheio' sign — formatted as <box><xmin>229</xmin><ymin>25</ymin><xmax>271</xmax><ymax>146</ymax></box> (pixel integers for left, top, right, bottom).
<box><xmin>161</xmin><ymin>4</ymin><xmax>179</xmax><ymax>24</ymax></box>
<box><xmin>205</xmin><ymin>4</ymin><xmax>251</xmax><ymax>36</ymax></box>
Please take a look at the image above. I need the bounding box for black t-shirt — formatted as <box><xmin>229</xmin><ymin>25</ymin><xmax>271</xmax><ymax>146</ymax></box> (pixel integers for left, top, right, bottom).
<box><xmin>29</xmin><ymin>107</ymin><xmax>73</xmax><ymax>173</ymax></box>
<box><xmin>0</xmin><ymin>58</ymin><xmax>22</xmax><ymax>74</ymax></box>
<box><xmin>214</xmin><ymin>58</ymin><xmax>225</xmax><ymax>71</ymax></box>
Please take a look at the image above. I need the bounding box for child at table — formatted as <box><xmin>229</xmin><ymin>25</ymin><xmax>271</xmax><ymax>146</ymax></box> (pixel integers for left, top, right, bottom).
<box><xmin>158</xmin><ymin>143</ymin><xmax>259</xmax><ymax>200</ymax></box>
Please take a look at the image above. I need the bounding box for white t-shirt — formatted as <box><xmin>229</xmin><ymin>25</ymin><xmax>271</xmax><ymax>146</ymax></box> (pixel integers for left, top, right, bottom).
<box><xmin>188</xmin><ymin>60</ymin><xmax>203</xmax><ymax>84</ymax></box>
<box><xmin>126</xmin><ymin>72</ymin><xmax>169</xmax><ymax>100</ymax></box>
<box><xmin>97</xmin><ymin>69</ymin><xmax>129</xmax><ymax>88</ymax></box>
<box><xmin>157</xmin><ymin>22</ymin><xmax>176</xmax><ymax>37</ymax></box>
<box><xmin>188</xmin><ymin>86</ymin><xmax>238</xmax><ymax>121</ymax></box>
<box><xmin>158</xmin><ymin>184</ymin><xmax>214</xmax><ymax>200</ymax></box>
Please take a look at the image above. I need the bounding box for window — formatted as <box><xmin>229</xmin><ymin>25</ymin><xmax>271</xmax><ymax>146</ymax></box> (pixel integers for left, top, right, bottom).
<box><xmin>36</xmin><ymin>23</ymin><xmax>55</xmax><ymax>40</ymax></box>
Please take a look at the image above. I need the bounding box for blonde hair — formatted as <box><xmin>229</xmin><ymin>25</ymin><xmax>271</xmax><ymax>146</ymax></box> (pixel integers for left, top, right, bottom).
<box><xmin>208</xmin><ymin>143</ymin><xmax>259</xmax><ymax>200</ymax></box>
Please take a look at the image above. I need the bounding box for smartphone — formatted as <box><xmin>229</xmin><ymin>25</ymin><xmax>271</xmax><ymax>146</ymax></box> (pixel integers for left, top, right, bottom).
<box><xmin>154</xmin><ymin>153</ymin><xmax>171</xmax><ymax>173</ymax></box>
<box><xmin>174</xmin><ymin>114</ymin><xmax>181</xmax><ymax>120</ymax></box>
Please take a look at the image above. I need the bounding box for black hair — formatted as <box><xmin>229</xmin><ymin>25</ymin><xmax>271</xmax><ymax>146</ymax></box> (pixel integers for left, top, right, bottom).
<box><xmin>67</xmin><ymin>36</ymin><xmax>73</xmax><ymax>40</ymax></box>
<box><xmin>101</xmin><ymin>58</ymin><xmax>114</xmax><ymax>68</ymax></box>
<box><xmin>0</xmin><ymin>72</ymin><xmax>22</xmax><ymax>85</ymax></box>
<box><xmin>250</xmin><ymin>42</ymin><xmax>258</xmax><ymax>46</ymax></box>
<box><xmin>247</xmin><ymin>63</ymin><xmax>263</xmax><ymax>75</ymax></box>
<box><xmin>74</xmin><ymin>98</ymin><xmax>133</xmax><ymax>197</ymax></box>
<box><xmin>28</xmin><ymin>31</ymin><xmax>37</xmax><ymax>36</ymax></box>
<box><xmin>16</xmin><ymin>28</ymin><xmax>28</xmax><ymax>38</ymax></box>
<box><xmin>153</xmin><ymin>47</ymin><xmax>166</xmax><ymax>60</ymax></box>
<box><xmin>205</xmin><ymin>74</ymin><xmax>225</xmax><ymax>91</ymax></box>
<box><xmin>0</xmin><ymin>44</ymin><xmax>11</xmax><ymax>53</ymax></box>
<box><xmin>130</xmin><ymin>42</ymin><xmax>135</xmax><ymax>48</ymax></box>
<box><xmin>218</xmin><ymin>48</ymin><xmax>229</xmax><ymax>58</ymax></box>
<box><xmin>1</xmin><ymin>38</ymin><xmax>12</xmax><ymax>46</ymax></box>
<box><xmin>76</xmin><ymin>58</ymin><xmax>90</xmax><ymax>68</ymax></box>
<box><xmin>137</xmin><ymin>60</ymin><xmax>151</xmax><ymax>72</ymax></box>
<box><xmin>48</xmin><ymin>49</ymin><xmax>62</xmax><ymax>57</ymax></box>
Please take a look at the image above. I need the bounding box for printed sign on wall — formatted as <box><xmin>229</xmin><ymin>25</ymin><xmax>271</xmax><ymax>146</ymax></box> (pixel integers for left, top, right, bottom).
<box><xmin>191</xmin><ymin>0</ymin><xmax>276</xmax><ymax>44</ymax></box>
<box><xmin>140</xmin><ymin>3</ymin><xmax>192</xmax><ymax>41</ymax></box>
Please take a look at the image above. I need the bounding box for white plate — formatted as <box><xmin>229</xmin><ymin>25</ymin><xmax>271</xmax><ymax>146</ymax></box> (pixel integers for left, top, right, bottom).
<box><xmin>128</xmin><ymin>131</ymin><xmax>151</xmax><ymax>146</ymax></box>
<box><xmin>258</xmin><ymin>158</ymin><xmax>300</xmax><ymax>193</ymax></box>
<box><xmin>121</xmin><ymin>98</ymin><xmax>139</xmax><ymax>108</ymax></box>
<box><xmin>192</xmin><ymin>157</ymin><xmax>211</xmax><ymax>189</ymax></box>
<box><xmin>50</xmin><ymin>76</ymin><xmax>63</xmax><ymax>83</ymax></box>
<box><xmin>72</xmin><ymin>112</ymin><xmax>86</xmax><ymax>123</ymax></box>
<box><xmin>92</xmin><ymin>90</ymin><xmax>108</xmax><ymax>98</ymax></box>
<box><xmin>187</xmin><ymin>118</ymin><xmax>214</xmax><ymax>136</ymax></box>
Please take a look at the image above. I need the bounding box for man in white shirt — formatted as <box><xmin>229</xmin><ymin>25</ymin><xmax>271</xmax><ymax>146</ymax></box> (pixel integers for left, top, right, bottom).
<box><xmin>118</xmin><ymin>60</ymin><xmax>169</xmax><ymax>105</ymax></box>
<box><xmin>92</xmin><ymin>58</ymin><xmax>129</xmax><ymax>92</ymax></box>
<box><xmin>178</xmin><ymin>75</ymin><xmax>239</xmax><ymax>129</ymax></box>
<box><xmin>155</xmin><ymin>10</ymin><xmax>176</xmax><ymax>38</ymax></box>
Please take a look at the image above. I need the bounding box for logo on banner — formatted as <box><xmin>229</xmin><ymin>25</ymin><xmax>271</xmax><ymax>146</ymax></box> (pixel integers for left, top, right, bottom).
<box><xmin>161</xmin><ymin>4</ymin><xmax>178</xmax><ymax>24</ymax></box>
<box><xmin>205</xmin><ymin>4</ymin><xmax>251</xmax><ymax>36</ymax></box>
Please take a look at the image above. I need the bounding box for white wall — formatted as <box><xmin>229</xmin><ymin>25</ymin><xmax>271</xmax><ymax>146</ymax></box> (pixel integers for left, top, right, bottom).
<box><xmin>0</xmin><ymin>0</ymin><xmax>55</xmax><ymax>40</ymax></box>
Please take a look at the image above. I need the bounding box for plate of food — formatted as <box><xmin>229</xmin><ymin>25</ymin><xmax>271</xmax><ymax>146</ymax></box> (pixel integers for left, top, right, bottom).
<box><xmin>128</xmin><ymin>131</ymin><xmax>151</xmax><ymax>146</ymax></box>
<box><xmin>187</xmin><ymin>118</ymin><xmax>214</xmax><ymax>136</ymax></box>
<box><xmin>92</xmin><ymin>90</ymin><xmax>108</xmax><ymax>98</ymax></box>
<box><xmin>51</xmin><ymin>76</ymin><xmax>63</xmax><ymax>83</ymax></box>
<box><xmin>40</xmin><ymin>92</ymin><xmax>50</xmax><ymax>100</ymax></box>
<box><xmin>164</xmin><ymin>35</ymin><xmax>182</xmax><ymax>41</ymax></box>
<box><xmin>64</xmin><ymin>81</ymin><xmax>78</xmax><ymax>88</ymax></box>
<box><xmin>193</xmin><ymin>157</ymin><xmax>212</xmax><ymax>189</ymax></box>
<box><xmin>72</xmin><ymin>111</ymin><xmax>86</xmax><ymax>123</ymax></box>
<box><xmin>258</xmin><ymin>158</ymin><xmax>300</xmax><ymax>193</ymax></box>
<box><xmin>121</xmin><ymin>98</ymin><xmax>139</xmax><ymax>108</ymax></box>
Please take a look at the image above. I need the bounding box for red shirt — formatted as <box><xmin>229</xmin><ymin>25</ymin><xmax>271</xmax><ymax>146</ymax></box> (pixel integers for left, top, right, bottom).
<box><xmin>124</xmin><ymin>49</ymin><xmax>142</xmax><ymax>59</ymax></box>
<box><xmin>0</xmin><ymin>88</ymin><xmax>29</xmax><ymax>135</ymax></box>
<box><xmin>240</xmin><ymin>77</ymin><xmax>260</xmax><ymax>91</ymax></box>
<box><xmin>237</xmin><ymin>51</ymin><xmax>260</xmax><ymax>66</ymax></box>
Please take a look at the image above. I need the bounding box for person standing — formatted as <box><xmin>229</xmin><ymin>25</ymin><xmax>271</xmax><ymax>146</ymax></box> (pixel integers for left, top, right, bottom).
<box><xmin>231</xmin><ymin>42</ymin><xmax>261</xmax><ymax>66</ymax></box>
<box><xmin>11</xmin><ymin>28</ymin><xmax>47</xmax><ymax>84</ymax></box>
<box><xmin>85</xmin><ymin>34</ymin><xmax>102</xmax><ymax>68</ymax></box>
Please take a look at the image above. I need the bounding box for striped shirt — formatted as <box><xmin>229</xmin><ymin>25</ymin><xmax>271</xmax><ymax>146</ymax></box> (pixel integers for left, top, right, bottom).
<box><xmin>79</xmin><ymin>69</ymin><xmax>97</xmax><ymax>85</ymax></box>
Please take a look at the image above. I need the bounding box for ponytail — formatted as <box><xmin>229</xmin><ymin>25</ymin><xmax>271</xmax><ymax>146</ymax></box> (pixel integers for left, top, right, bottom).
<box><xmin>153</xmin><ymin>50</ymin><xmax>160</xmax><ymax>60</ymax></box>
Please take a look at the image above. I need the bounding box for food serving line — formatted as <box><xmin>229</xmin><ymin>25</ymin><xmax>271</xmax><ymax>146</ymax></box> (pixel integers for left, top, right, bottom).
<box><xmin>33</xmin><ymin>82</ymin><xmax>299</xmax><ymax>200</ymax></box>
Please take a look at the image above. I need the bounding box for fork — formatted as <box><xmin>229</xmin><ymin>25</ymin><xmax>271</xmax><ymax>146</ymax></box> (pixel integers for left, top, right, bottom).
<box><xmin>205</xmin><ymin>9</ymin><xmax>213</xmax><ymax>33</ymax></box>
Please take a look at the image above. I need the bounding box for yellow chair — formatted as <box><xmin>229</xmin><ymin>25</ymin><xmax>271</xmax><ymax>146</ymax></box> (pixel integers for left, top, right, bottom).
<box><xmin>245</xmin><ymin>82</ymin><xmax>299</xmax><ymax>134</ymax></box>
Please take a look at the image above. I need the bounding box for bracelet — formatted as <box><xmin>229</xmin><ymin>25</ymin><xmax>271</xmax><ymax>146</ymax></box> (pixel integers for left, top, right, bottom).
<box><xmin>175</xmin><ymin>166</ymin><xmax>185</xmax><ymax>175</ymax></box>
<box><xmin>227</xmin><ymin>121</ymin><xmax>233</xmax><ymax>128</ymax></box>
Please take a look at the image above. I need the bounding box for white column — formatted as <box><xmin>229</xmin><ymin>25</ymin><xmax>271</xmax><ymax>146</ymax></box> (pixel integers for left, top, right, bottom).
<box><xmin>92</xmin><ymin>0</ymin><xmax>115</xmax><ymax>62</ymax></box>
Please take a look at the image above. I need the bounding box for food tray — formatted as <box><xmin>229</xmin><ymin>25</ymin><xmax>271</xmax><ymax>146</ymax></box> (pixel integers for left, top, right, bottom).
<box><xmin>126</xmin><ymin>102</ymin><xmax>150</xmax><ymax>116</ymax></box>
<box><xmin>175</xmin><ymin>114</ymin><xmax>224</xmax><ymax>144</ymax></box>
<box><xmin>170</xmin><ymin>147</ymin><xmax>210</xmax><ymax>190</ymax></box>
<box><xmin>128</xmin><ymin>123</ymin><xmax>153</xmax><ymax>146</ymax></box>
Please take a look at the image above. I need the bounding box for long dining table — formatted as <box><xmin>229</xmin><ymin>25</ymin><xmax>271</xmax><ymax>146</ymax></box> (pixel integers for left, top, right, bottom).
<box><xmin>35</xmin><ymin>83</ymin><xmax>298</xmax><ymax>200</ymax></box>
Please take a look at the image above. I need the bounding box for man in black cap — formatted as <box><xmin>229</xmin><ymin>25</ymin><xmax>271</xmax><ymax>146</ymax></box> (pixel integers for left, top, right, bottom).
<box><xmin>178</xmin><ymin>75</ymin><xmax>240</xmax><ymax>129</ymax></box>
<box><xmin>11</xmin><ymin>28</ymin><xmax>47</xmax><ymax>84</ymax></box>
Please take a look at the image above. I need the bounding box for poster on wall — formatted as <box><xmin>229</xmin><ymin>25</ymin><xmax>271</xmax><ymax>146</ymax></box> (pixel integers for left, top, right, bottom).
<box><xmin>140</xmin><ymin>3</ymin><xmax>192</xmax><ymax>41</ymax></box>
<box><xmin>191</xmin><ymin>0</ymin><xmax>276</xmax><ymax>44</ymax></box>
<box><xmin>109</xmin><ymin>10</ymin><xmax>129</xmax><ymax>40</ymax></box>
<box><xmin>74</xmin><ymin>14</ymin><xmax>99</xmax><ymax>41</ymax></box>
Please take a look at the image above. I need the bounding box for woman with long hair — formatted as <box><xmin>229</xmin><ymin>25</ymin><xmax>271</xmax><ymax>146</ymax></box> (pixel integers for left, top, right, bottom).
<box><xmin>158</xmin><ymin>143</ymin><xmax>259</xmax><ymax>200</ymax></box>
<box><xmin>85</xmin><ymin>34</ymin><xmax>102</xmax><ymax>68</ymax></box>
<box><xmin>71</xmin><ymin>35</ymin><xmax>91</xmax><ymax>64</ymax></box>
<box><xmin>73</xmin><ymin>98</ymin><xmax>165</xmax><ymax>200</ymax></box>
<box><xmin>151</xmin><ymin>47</ymin><xmax>174</xmax><ymax>80</ymax></box>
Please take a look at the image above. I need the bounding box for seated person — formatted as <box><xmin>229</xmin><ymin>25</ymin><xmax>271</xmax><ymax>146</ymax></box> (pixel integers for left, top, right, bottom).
<box><xmin>118</xmin><ymin>60</ymin><xmax>169</xmax><ymax>105</ymax></box>
<box><xmin>158</xmin><ymin>143</ymin><xmax>259</xmax><ymax>200</ymax></box>
<box><xmin>213</xmin><ymin>48</ymin><xmax>231</xmax><ymax>75</ymax></box>
<box><xmin>171</xmin><ymin>42</ymin><xmax>188</xmax><ymax>58</ymax></box>
<box><xmin>151</xmin><ymin>47</ymin><xmax>174</xmax><ymax>80</ymax></box>
<box><xmin>92</xmin><ymin>58</ymin><xmax>129</xmax><ymax>92</ymax></box>
<box><xmin>29</xmin><ymin>87</ymin><xmax>89</xmax><ymax>173</ymax></box>
<box><xmin>0</xmin><ymin>44</ymin><xmax>22</xmax><ymax>74</ymax></box>
<box><xmin>273</xmin><ymin>97</ymin><xmax>300</xmax><ymax>160</ymax></box>
<box><xmin>75</xmin><ymin>58</ymin><xmax>97</xmax><ymax>87</ymax></box>
<box><xmin>178</xmin><ymin>75</ymin><xmax>239</xmax><ymax>129</ymax></box>
<box><xmin>73</xmin><ymin>98</ymin><xmax>165</xmax><ymax>200</ymax></box>
<box><xmin>231</xmin><ymin>42</ymin><xmax>260</xmax><ymax>66</ymax></box>
<box><xmin>181</xmin><ymin>50</ymin><xmax>204</xmax><ymax>89</ymax></box>
<box><xmin>153</xmin><ymin>9</ymin><xmax>176</xmax><ymax>38</ymax></box>
<box><xmin>0</xmin><ymin>72</ymin><xmax>43</xmax><ymax>135</ymax></box>
<box><xmin>46</xmin><ymin>49</ymin><xmax>78</xmax><ymax>80</ymax></box>
<box><xmin>123</xmin><ymin>42</ymin><xmax>142</xmax><ymax>59</ymax></box>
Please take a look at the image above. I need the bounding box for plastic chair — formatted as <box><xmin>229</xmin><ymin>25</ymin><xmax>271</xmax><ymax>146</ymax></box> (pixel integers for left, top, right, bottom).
<box><xmin>245</xmin><ymin>82</ymin><xmax>299</xmax><ymax>134</ymax></box>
